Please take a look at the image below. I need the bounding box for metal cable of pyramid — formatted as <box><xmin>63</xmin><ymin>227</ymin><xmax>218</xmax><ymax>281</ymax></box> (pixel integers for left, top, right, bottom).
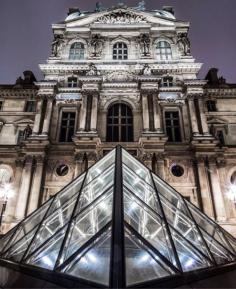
<box><xmin>1</xmin><ymin>146</ymin><xmax>236</xmax><ymax>288</ymax></box>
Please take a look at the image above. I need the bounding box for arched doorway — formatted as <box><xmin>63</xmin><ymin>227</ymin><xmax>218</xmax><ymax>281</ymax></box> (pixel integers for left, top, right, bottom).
<box><xmin>106</xmin><ymin>103</ymin><xmax>133</xmax><ymax>142</ymax></box>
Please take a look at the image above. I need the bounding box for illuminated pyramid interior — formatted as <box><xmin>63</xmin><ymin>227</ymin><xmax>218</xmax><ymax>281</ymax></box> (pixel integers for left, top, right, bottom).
<box><xmin>1</xmin><ymin>146</ymin><xmax>236</xmax><ymax>287</ymax></box>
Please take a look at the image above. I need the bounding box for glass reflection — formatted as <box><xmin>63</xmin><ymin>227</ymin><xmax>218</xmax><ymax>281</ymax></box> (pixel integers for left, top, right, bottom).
<box><xmin>63</xmin><ymin>229</ymin><xmax>111</xmax><ymax>286</ymax></box>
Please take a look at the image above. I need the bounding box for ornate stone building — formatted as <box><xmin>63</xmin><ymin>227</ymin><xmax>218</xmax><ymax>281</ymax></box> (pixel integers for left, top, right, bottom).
<box><xmin>1</xmin><ymin>3</ymin><xmax>236</xmax><ymax>236</ymax></box>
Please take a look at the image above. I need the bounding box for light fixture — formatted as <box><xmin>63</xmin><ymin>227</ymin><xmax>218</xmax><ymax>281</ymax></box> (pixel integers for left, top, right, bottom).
<box><xmin>226</xmin><ymin>184</ymin><xmax>236</xmax><ymax>203</ymax></box>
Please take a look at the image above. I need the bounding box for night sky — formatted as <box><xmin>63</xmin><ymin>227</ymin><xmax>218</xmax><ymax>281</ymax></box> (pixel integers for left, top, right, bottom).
<box><xmin>0</xmin><ymin>0</ymin><xmax>236</xmax><ymax>84</ymax></box>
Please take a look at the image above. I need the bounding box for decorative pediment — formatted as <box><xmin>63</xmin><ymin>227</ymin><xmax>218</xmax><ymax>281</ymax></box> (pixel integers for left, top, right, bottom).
<box><xmin>14</xmin><ymin>118</ymin><xmax>34</xmax><ymax>125</ymax></box>
<box><xmin>95</xmin><ymin>9</ymin><xmax>147</xmax><ymax>24</ymax></box>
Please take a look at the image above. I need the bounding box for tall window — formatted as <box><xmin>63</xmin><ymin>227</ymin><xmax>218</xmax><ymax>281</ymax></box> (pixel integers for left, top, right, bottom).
<box><xmin>59</xmin><ymin>112</ymin><xmax>76</xmax><ymax>142</ymax></box>
<box><xmin>165</xmin><ymin>111</ymin><xmax>182</xmax><ymax>142</ymax></box>
<box><xmin>113</xmin><ymin>42</ymin><xmax>128</xmax><ymax>60</ymax></box>
<box><xmin>68</xmin><ymin>77</ymin><xmax>78</xmax><ymax>88</ymax></box>
<box><xmin>25</xmin><ymin>100</ymin><xmax>36</xmax><ymax>112</ymax></box>
<box><xmin>216</xmin><ymin>130</ymin><xmax>225</xmax><ymax>147</ymax></box>
<box><xmin>69</xmin><ymin>42</ymin><xmax>85</xmax><ymax>60</ymax></box>
<box><xmin>107</xmin><ymin>103</ymin><xmax>133</xmax><ymax>142</ymax></box>
<box><xmin>206</xmin><ymin>100</ymin><xmax>217</xmax><ymax>112</ymax></box>
<box><xmin>156</xmin><ymin>41</ymin><xmax>172</xmax><ymax>61</ymax></box>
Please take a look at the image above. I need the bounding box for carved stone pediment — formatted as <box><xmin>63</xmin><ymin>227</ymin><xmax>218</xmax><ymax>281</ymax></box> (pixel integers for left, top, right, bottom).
<box><xmin>103</xmin><ymin>71</ymin><xmax>137</xmax><ymax>82</ymax></box>
<box><xmin>95</xmin><ymin>10</ymin><xmax>147</xmax><ymax>24</ymax></box>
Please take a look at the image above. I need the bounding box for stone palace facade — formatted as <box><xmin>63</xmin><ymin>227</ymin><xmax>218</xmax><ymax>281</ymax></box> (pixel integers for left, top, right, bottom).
<box><xmin>1</xmin><ymin>3</ymin><xmax>236</xmax><ymax>236</ymax></box>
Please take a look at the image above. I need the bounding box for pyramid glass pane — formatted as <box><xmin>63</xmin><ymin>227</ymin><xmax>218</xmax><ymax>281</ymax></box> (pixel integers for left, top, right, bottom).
<box><xmin>169</xmin><ymin>227</ymin><xmax>211</xmax><ymax>271</ymax></box>
<box><xmin>62</xmin><ymin>229</ymin><xmax>111</xmax><ymax>286</ymax></box>
<box><xmin>124</xmin><ymin>187</ymin><xmax>177</xmax><ymax>266</ymax></box>
<box><xmin>23</xmin><ymin>193</ymin><xmax>78</xmax><ymax>259</ymax></box>
<box><xmin>0</xmin><ymin>226</ymin><xmax>18</xmax><ymax>254</ymax></box>
<box><xmin>2</xmin><ymin>226</ymin><xmax>38</xmax><ymax>262</ymax></box>
<box><xmin>200</xmin><ymin>228</ymin><xmax>235</xmax><ymax>264</ymax></box>
<box><xmin>188</xmin><ymin>203</ymin><xmax>236</xmax><ymax>255</ymax></box>
<box><xmin>125</xmin><ymin>228</ymin><xmax>175</xmax><ymax>286</ymax></box>
<box><xmin>123</xmin><ymin>165</ymin><xmax>160</xmax><ymax>213</ymax></box>
<box><xmin>1</xmin><ymin>199</ymin><xmax>52</xmax><ymax>255</ymax></box>
<box><xmin>75</xmin><ymin>164</ymin><xmax>114</xmax><ymax>215</ymax></box>
<box><xmin>122</xmin><ymin>148</ymin><xmax>152</xmax><ymax>184</ymax></box>
<box><xmin>26</xmin><ymin>224</ymin><xmax>68</xmax><ymax>270</ymax></box>
<box><xmin>58</xmin><ymin>188</ymin><xmax>113</xmax><ymax>266</ymax></box>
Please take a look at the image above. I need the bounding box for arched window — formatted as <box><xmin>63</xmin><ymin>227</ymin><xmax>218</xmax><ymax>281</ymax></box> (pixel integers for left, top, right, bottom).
<box><xmin>107</xmin><ymin>103</ymin><xmax>133</xmax><ymax>142</ymax></box>
<box><xmin>156</xmin><ymin>41</ymin><xmax>172</xmax><ymax>60</ymax></box>
<box><xmin>69</xmin><ymin>42</ymin><xmax>85</xmax><ymax>60</ymax></box>
<box><xmin>113</xmin><ymin>42</ymin><xmax>128</xmax><ymax>60</ymax></box>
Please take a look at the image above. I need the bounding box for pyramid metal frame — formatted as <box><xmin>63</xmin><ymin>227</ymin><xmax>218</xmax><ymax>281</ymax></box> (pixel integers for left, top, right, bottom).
<box><xmin>1</xmin><ymin>145</ymin><xmax>236</xmax><ymax>288</ymax></box>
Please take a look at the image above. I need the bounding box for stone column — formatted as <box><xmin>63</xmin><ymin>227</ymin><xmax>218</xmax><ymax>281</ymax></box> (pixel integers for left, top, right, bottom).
<box><xmin>14</xmin><ymin>156</ymin><xmax>33</xmax><ymax>220</ymax></box>
<box><xmin>208</xmin><ymin>157</ymin><xmax>227</xmax><ymax>221</ymax></box>
<box><xmin>74</xmin><ymin>153</ymin><xmax>83</xmax><ymax>178</ymax></box>
<box><xmin>198</xmin><ymin>98</ymin><xmax>210</xmax><ymax>135</ymax></box>
<box><xmin>32</xmin><ymin>99</ymin><xmax>43</xmax><ymax>135</ymax></box>
<box><xmin>78</xmin><ymin>95</ymin><xmax>87</xmax><ymax>131</ymax></box>
<box><xmin>42</xmin><ymin>98</ymin><xmax>53</xmax><ymax>135</ymax></box>
<box><xmin>90</xmin><ymin>95</ymin><xmax>98</xmax><ymax>132</ymax></box>
<box><xmin>153</xmin><ymin>95</ymin><xmax>162</xmax><ymax>132</ymax></box>
<box><xmin>188</xmin><ymin>98</ymin><xmax>199</xmax><ymax>135</ymax></box>
<box><xmin>196</xmin><ymin>157</ymin><xmax>214</xmax><ymax>218</ymax></box>
<box><xmin>156</xmin><ymin>154</ymin><xmax>165</xmax><ymax>179</ymax></box>
<box><xmin>142</xmin><ymin>94</ymin><xmax>149</xmax><ymax>132</ymax></box>
<box><xmin>27</xmin><ymin>156</ymin><xmax>44</xmax><ymax>214</ymax></box>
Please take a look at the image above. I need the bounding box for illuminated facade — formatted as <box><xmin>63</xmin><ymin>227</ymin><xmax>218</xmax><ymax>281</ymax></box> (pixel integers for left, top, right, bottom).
<box><xmin>0</xmin><ymin>3</ymin><xmax>236</xmax><ymax>238</ymax></box>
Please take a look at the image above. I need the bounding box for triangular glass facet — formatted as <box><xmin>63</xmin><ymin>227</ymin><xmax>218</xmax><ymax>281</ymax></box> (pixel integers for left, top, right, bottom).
<box><xmin>62</xmin><ymin>229</ymin><xmax>111</xmax><ymax>286</ymax></box>
<box><xmin>58</xmin><ymin>187</ymin><xmax>113</xmax><ymax>266</ymax></box>
<box><xmin>125</xmin><ymin>228</ymin><xmax>175</xmax><ymax>286</ymax></box>
<box><xmin>26</xmin><ymin>224</ymin><xmax>68</xmax><ymax>270</ymax></box>
<box><xmin>124</xmin><ymin>187</ymin><xmax>177</xmax><ymax>267</ymax></box>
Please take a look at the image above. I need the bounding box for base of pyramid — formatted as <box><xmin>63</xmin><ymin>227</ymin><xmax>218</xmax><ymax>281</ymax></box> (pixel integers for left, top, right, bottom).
<box><xmin>1</xmin><ymin>258</ymin><xmax>236</xmax><ymax>288</ymax></box>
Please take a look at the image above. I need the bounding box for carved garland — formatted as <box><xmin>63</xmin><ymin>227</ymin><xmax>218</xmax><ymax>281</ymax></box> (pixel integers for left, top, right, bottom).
<box><xmin>95</xmin><ymin>10</ymin><xmax>147</xmax><ymax>24</ymax></box>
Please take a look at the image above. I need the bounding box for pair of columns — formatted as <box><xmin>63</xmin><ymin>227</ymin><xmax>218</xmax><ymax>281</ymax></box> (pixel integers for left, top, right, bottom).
<box><xmin>14</xmin><ymin>156</ymin><xmax>44</xmax><ymax>220</ymax></box>
<box><xmin>188</xmin><ymin>97</ymin><xmax>209</xmax><ymax>136</ymax></box>
<box><xmin>142</xmin><ymin>94</ymin><xmax>162</xmax><ymax>132</ymax></box>
<box><xmin>32</xmin><ymin>97</ymin><xmax>53</xmax><ymax>136</ymax></box>
<box><xmin>78</xmin><ymin>94</ymin><xmax>98</xmax><ymax>132</ymax></box>
<box><xmin>196</xmin><ymin>156</ymin><xmax>226</xmax><ymax>221</ymax></box>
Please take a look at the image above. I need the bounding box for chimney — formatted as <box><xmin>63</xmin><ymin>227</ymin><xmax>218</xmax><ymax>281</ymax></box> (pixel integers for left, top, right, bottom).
<box><xmin>163</xmin><ymin>6</ymin><xmax>174</xmax><ymax>15</ymax></box>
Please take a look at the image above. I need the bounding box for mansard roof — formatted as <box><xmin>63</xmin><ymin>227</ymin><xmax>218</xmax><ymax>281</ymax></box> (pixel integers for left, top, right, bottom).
<box><xmin>53</xmin><ymin>5</ymin><xmax>189</xmax><ymax>30</ymax></box>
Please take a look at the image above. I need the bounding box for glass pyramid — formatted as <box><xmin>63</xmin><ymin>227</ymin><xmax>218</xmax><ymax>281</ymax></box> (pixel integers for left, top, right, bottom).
<box><xmin>1</xmin><ymin>146</ymin><xmax>236</xmax><ymax>287</ymax></box>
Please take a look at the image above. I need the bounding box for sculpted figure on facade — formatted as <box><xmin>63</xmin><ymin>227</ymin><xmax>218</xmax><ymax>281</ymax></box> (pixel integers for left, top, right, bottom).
<box><xmin>51</xmin><ymin>35</ymin><xmax>64</xmax><ymax>57</ymax></box>
<box><xmin>86</xmin><ymin>63</ymin><xmax>100</xmax><ymax>76</ymax></box>
<box><xmin>142</xmin><ymin>64</ymin><xmax>152</xmax><ymax>76</ymax></box>
<box><xmin>138</xmin><ymin>34</ymin><xmax>150</xmax><ymax>56</ymax></box>
<box><xmin>89</xmin><ymin>34</ymin><xmax>104</xmax><ymax>58</ymax></box>
<box><xmin>177</xmin><ymin>33</ymin><xmax>191</xmax><ymax>56</ymax></box>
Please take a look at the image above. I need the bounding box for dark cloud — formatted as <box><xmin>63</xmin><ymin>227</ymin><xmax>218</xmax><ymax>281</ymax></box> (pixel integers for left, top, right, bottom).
<box><xmin>0</xmin><ymin>0</ymin><xmax>235</xmax><ymax>83</ymax></box>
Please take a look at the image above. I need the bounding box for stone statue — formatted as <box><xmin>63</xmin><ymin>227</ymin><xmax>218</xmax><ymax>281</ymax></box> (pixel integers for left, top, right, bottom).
<box><xmin>139</xmin><ymin>34</ymin><xmax>150</xmax><ymax>56</ymax></box>
<box><xmin>86</xmin><ymin>63</ymin><xmax>99</xmax><ymax>76</ymax></box>
<box><xmin>51</xmin><ymin>35</ymin><xmax>63</xmax><ymax>57</ymax></box>
<box><xmin>137</xmin><ymin>1</ymin><xmax>145</xmax><ymax>11</ymax></box>
<box><xmin>23</xmin><ymin>125</ymin><xmax>32</xmax><ymax>140</ymax></box>
<box><xmin>177</xmin><ymin>33</ymin><xmax>191</xmax><ymax>56</ymax></box>
<box><xmin>89</xmin><ymin>34</ymin><xmax>104</xmax><ymax>57</ymax></box>
<box><xmin>142</xmin><ymin>64</ymin><xmax>152</xmax><ymax>76</ymax></box>
<box><xmin>95</xmin><ymin>2</ymin><xmax>103</xmax><ymax>12</ymax></box>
